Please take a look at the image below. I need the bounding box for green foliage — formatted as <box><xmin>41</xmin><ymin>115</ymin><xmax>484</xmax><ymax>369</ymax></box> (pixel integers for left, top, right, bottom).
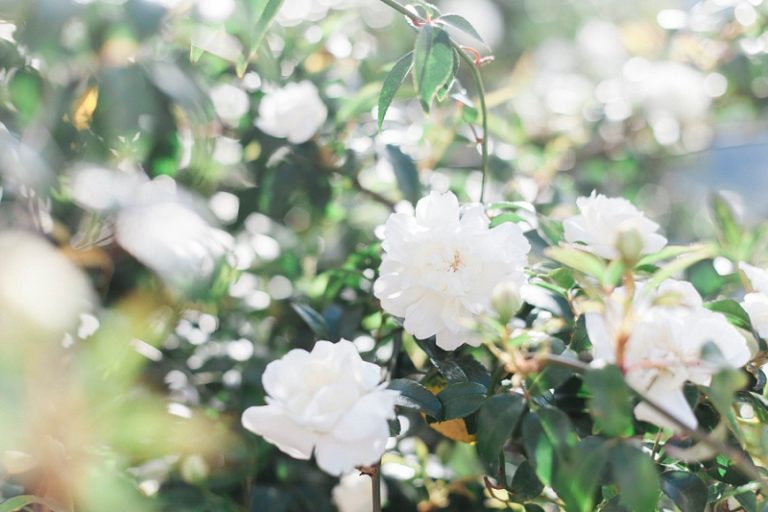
<box><xmin>413</xmin><ymin>25</ymin><xmax>455</xmax><ymax>112</ymax></box>
<box><xmin>584</xmin><ymin>366</ymin><xmax>635</xmax><ymax>437</ymax></box>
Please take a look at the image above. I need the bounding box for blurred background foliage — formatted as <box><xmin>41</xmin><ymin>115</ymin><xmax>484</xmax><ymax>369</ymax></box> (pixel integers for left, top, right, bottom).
<box><xmin>1</xmin><ymin>0</ymin><xmax>768</xmax><ymax>510</ymax></box>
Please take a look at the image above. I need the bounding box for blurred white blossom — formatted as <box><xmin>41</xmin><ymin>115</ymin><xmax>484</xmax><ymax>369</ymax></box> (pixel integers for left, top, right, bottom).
<box><xmin>241</xmin><ymin>340</ymin><xmax>399</xmax><ymax>476</ymax></box>
<box><xmin>0</xmin><ymin>231</ymin><xmax>93</xmax><ymax>341</ymax></box>
<box><xmin>71</xmin><ymin>168</ymin><xmax>232</xmax><ymax>289</ymax></box>
<box><xmin>374</xmin><ymin>191</ymin><xmax>530</xmax><ymax>350</ymax></box>
<box><xmin>210</xmin><ymin>83</ymin><xmax>249</xmax><ymax>127</ymax></box>
<box><xmin>563</xmin><ymin>191</ymin><xmax>667</xmax><ymax>260</ymax></box>
<box><xmin>256</xmin><ymin>81</ymin><xmax>327</xmax><ymax>144</ymax></box>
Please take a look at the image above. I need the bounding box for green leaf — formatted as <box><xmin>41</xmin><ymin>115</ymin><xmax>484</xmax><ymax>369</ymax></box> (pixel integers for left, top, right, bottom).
<box><xmin>437</xmin><ymin>381</ymin><xmax>487</xmax><ymax>419</ymax></box>
<box><xmin>538</xmin><ymin>216</ymin><xmax>565</xmax><ymax>245</ymax></box>
<box><xmin>660</xmin><ymin>471</ymin><xmax>708</xmax><ymax>512</ymax></box>
<box><xmin>0</xmin><ymin>496</ymin><xmax>59</xmax><ymax>512</ymax></box>
<box><xmin>584</xmin><ymin>366</ymin><xmax>635</xmax><ymax>437</ymax></box>
<box><xmin>377</xmin><ymin>51</ymin><xmax>413</xmax><ymax>129</ymax></box>
<box><xmin>247</xmin><ymin>0</ymin><xmax>285</xmax><ymax>59</ymax></box>
<box><xmin>413</xmin><ymin>25</ymin><xmax>455</xmax><ymax>112</ymax></box>
<box><xmin>545</xmin><ymin>246</ymin><xmax>607</xmax><ymax>279</ymax></box>
<box><xmin>647</xmin><ymin>244</ymin><xmax>717</xmax><ymax>289</ymax></box>
<box><xmin>637</xmin><ymin>245</ymin><xmax>704</xmax><ymax>266</ymax></box>
<box><xmin>711</xmin><ymin>194</ymin><xmax>744</xmax><ymax>249</ymax></box>
<box><xmin>522</xmin><ymin>412</ymin><xmax>555</xmax><ymax>486</ymax></box>
<box><xmin>509</xmin><ymin>460</ymin><xmax>544</xmax><ymax>501</ymax></box>
<box><xmin>389</xmin><ymin>378</ymin><xmax>443</xmax><ymax>418</ymax></box>
<box><xmin>705</xmin><ymin>299</ymin><xmax>753</xmax><ymax>330</ymax></box>
<box><xmin>436</xmin><ymin>14</ymin><xmax>486</xmax><ymax>45</ymax></box>
<box><xmin>610</xmin><ymin>444</ymin><xmax>660</xmax><ymax>512</ymax></box>
<box><xmin>290</xmin><ymin>303</ymin><xmax>330</xmax><ymax>339</ymax></box>
<box><xmin>384</xmin><ymin>144</ymin><xmax>421</xmax><ymax>204</ymax></box>
<box><xmin>553</xmin><ymin>438</ymin><xmax>609</xmax><ymax>512</ymax></box>
<box><xmin>476</xmin><ymin>394</ymin><xmax>526</xmax><ymax>468</ymax></box>
<box><xmin>708</xmin><ymin>369</ymin><xmax>748</xmax><ymax>416</ymax></box>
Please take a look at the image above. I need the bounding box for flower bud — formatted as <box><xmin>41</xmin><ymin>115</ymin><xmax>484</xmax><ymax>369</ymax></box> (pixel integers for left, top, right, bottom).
<box><xmin>616</xmin><ymin>228</ymin><xmax>644</xmax><ymax>265</ymax></box>
<box><xmin>491</xmin><ymin>282</ymin><xmax>523</xmax><ymax>324</ymax></box>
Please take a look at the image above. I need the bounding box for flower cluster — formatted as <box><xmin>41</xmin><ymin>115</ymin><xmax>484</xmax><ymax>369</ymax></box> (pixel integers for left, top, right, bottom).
<box><xmin>586</xmin><ymin>279</ymin><xmax>751</xmax><ymax>429</ymax></box>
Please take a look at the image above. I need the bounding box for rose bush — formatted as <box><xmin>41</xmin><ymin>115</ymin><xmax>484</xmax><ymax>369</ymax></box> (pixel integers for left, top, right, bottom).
<box><xmin>1</xmin><ymin>0</ymin><xmax>768</xmax><ymax>511</ymax></box>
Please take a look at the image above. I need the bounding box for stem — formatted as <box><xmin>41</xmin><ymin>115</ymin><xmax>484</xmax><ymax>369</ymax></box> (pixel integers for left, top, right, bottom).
<box><xmin>541</xmin><ymin>354</ymin><xmax>768</xmax><ymax>492</ymax></box>
<box><xmin>377</xmin><ymin>0</ymin><xmax>491</xmax><ymax>202</ymax></box>
<box><xmin>371</xmin><ymin>464</ymin><xmax>382</xmax><ymax>512</ymax></box>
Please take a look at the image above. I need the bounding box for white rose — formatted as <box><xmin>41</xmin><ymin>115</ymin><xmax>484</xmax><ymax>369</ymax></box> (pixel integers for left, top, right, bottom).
<box><xmin>332</xmin><ymin>471</ymin><xmax>388</xmax><ymax>512</ymax></box>
<box><xmin>0</xmin><ymin>231</ymin><xmax>93</xmax><ymax>341</ymax></box>
<box><xmin>586</xmin><ymin>279</ymin><xmax>751</xmax><ymax>430</ymax></box>
<box><xmin>373</xmin><ymin>191</ymin><xmax>531</xmax><ymax>351</ymax></box>
<box><xmin>256</xmin><ymin>81</ymin><xmax>327</xmax><ymax>144</ymax></box>
<box><xmin>739</xmin><ymin>262</ymin><xmax>768</xmax><ymax>338</ymax></box>
<box><xmin>563</xmin><ymin>191</ymin><xmax>667</xmax><ymax>260</ymax></box>
<box><xmin>241</xmin><ymin>340</ymin><xmax>399</xmax><ymax>476</ymax></box>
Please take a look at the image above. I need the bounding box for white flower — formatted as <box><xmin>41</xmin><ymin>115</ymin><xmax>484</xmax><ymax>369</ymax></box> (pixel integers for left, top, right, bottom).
<box><xmin>210</xmin><ymin>83</ymin><xmax>249</xmax><ymax>127</ymax></box>
<box><xmin>71</xmin><ymin>168</ymin><xmax>232</xmax><ymax>289</ymax></box>
<box><xmin>586</xmin><ymin>279</ymin><xmax>751</xmax><ymax>430</ymax></box>
<box><xmin>0</xmin><ymin>231</ymin><xmax>93</xmax><ymax>341</ymax></box>
<box><xmin>241</xmin><ymin>340</ymin><xmax>399</xmax><ymax>476</ymax></box>
<box><xmin>563</xmin><ymin>191</ymin><xmax>667</xmax><ymax>260</ymax></box>
<box><xmin>332</xmin><ymin>471</ymin><xmax>388</xmax><ymax>512</ymax></box>
<box><xmin>373</xmin><ymin>191</ymin><xmax>530</xmax><ymax>351</ymax></box>
<box><xmin>739</xmin><ymin>262</ymin><xmax>768</xmax><ymax>338</ymax></box>
<box><xmin>256</xmin><ymin>81</ymin><xmax>327</xmax><ymax>144</ymax></box>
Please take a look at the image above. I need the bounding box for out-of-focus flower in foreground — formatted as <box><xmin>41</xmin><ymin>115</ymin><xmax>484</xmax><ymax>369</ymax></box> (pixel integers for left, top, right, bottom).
<box><xmin>0</xmin><ymin>231</ymin><xmax>93</xmax><ymax>342</ymax></box>
<box><xmin>374</xmin><ymin>191</ymin><xmax>531</xmax><ymax>350</ymax></box>
<box><xmin>241</xmin><ymin>339</ymin><xmax>399</xmax><ymax>476</ymax></box>
<box><xmin>587</xmin><ymin>280</ymin><xmax>751</xmax><ymax>430</ymax></box>
<box><xmin>563</xmin><ymin>191</ymin><xmax>667</xmax><ymax>260</ymax></box>
<box><xmin>255</xmin><ymin>81</ymin><xmax>327</xmax><ymax>144</ymax></box>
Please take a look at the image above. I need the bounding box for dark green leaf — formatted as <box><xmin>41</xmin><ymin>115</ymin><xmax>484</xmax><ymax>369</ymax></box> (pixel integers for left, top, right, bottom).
<box><xmin>290</xmin><ymin>303</ymin><xmax>330</xmax><ymax>339</ymax></box>
<box><xmin>437</xmin><ymin>14</ymin><xmax>486</xmax><ymax>44</ymax></box>
<box><xmin>377</xmin><ymin>52</ymin><xmax>413</xmax><ymax>129</ymax></box>
<box><xmin>552</xmin><ymin>437</ymin><xmax>609</xmax><ymax>512</ymax></box>
<box><xmin>413</xmin><ymin>337</ymin><xmax>468</xmax><ymax>382</ymax></box>
<box><xmin>476</xmin><ymin>394</ymin><xmax>526</xmax><ymax>468</ymax></box>
<box><xmin>705</xmin><ymin>299</ymin><xmax>753</xmax><ymax>330</ymax></box>
<box><xmin>610</xmin><ymin>444</ymin><xmax>660</xmax><ymax>512</ymax></box>
<box><xmin>510</xmin><ymin>460</ymin><xmax>544</xmax><ymax>501</ymax></box>
<box><xmin>388</xmin><ymin>378</ymin><xmax>443</xmax><ymax>418</ymax></box>
<box><xmin>413</xmin><ymin>25</ymin><xmax>454</xmax><ymax>112</ymax></box>
<box><xmin>522</xmin><ymin>412</ymin><xmax>555</xmax><ymax>486</ymax></box>
<box><xmin>384</xmin><ymin>144</ymin><xmax>421</xmax><ymax>204</ymax></box>
<box><xmin>584</xmin><ymin>366</ymin><xmax>635</xmax><ymax>437</ymax></box>
<box><xmin>660</xmin><ymin>471</ymin><xmax>708</xmax><ymax>512</ymax></box>
<box><xmin>437</xmin><ymin>381</ymin><xmax>487</xmax><ymax>419</ymax></box>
